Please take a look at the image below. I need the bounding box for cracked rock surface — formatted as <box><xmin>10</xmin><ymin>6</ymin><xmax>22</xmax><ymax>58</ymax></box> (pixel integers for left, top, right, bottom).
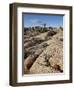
<box><xmin>24</xmin><ymin>29</ymin><xmax>63</xmax><ymax>74</ymax></box>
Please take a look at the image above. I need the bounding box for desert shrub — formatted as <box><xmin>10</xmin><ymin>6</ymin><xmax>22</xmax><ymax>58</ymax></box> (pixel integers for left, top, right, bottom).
<box><xmin>43</xmin><ymin>54</ymin><xmax>52</xmax><ymax>66</ymax></box>
<box><xmin>24</xmin><ymin>51</ymin><xmax>29</xmax><ymax>59</ymax></box>
<box><xmin>42</xmin><ymin>43</ymin><xmax>49</xmax><ymax>48</ymax></box>
<box><xmin>49</xmin><ymin>27</ymin><xmax>53</xmax><ymax>30</ymax></box>
<box><xmin>47</xmin><ymin>30</ymin><xmax>56</xmax><ymax>36</ymax></box>
<box><xmin>52</xmin><ymin>64</ymin><xmax>63</xmax><ymax>72</ymax></box>
<box><xmin>38</xmin><ymin>28</ymin><xmax>48</xmax><ymax>33</ymax></box>
<box><xmin>43</xmin><ymin>28</ymin><xmax>48</xmax><ymax>32</ymax></box>
<box><xmin>59</xmin><ymin>38</ymin><xmax>63</xmax><ymax>41</ymax></box>
<box><xmin>59</xmin><ymin>26</ymin><xmax>63</xmax><ymax>30</ymax></box>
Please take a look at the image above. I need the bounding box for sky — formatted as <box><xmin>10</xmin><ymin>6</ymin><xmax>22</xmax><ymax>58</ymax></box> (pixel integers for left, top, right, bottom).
<box><xmin>23</xmin><ymin>13</ymin><xmax>63</xmax><ymax>28</ymax></box>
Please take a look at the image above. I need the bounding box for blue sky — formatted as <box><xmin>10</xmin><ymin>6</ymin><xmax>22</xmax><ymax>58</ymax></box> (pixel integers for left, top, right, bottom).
<box><xmin>23</xmin><ymin>13</ymin><xmax>63</xmax><ymax>28</ymax></box>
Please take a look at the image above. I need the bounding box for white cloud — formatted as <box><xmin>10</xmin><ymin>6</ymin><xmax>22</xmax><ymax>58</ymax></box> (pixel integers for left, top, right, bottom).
<box><xmin>30</xmin><ymin>19</ymin><xmax>40</xmax><ymax>23</ymax></box>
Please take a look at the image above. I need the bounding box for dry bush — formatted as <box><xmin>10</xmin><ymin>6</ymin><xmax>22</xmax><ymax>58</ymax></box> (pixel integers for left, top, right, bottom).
<box><xmin>59</xmin><ymin>37</ymin><xmax>63</xmax><ymax>41</ymax></box>
<box><xmin>47</xmin><ymin>30</ymin><xmax>57</xmax><ymax>36</ymax></box>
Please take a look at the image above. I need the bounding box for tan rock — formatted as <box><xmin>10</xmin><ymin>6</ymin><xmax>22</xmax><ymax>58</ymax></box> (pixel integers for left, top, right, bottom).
<box><xmin>29</xmin><ymin>31</ymin><xmax>63</xmax><ymax>74</ymax></box>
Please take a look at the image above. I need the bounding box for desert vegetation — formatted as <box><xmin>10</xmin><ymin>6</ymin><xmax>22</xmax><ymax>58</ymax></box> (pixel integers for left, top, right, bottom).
<box><xmin>24</xmin><ymin>26</ymin><xmax>63</xmax><ymax>74</ymax></box>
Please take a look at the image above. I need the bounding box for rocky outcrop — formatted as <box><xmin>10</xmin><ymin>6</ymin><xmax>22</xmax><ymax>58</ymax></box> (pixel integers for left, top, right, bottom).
<box><xmin>24</xmin><ymin>29</ymin><xmax>63</xmax><ymax>74</ymax></box>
